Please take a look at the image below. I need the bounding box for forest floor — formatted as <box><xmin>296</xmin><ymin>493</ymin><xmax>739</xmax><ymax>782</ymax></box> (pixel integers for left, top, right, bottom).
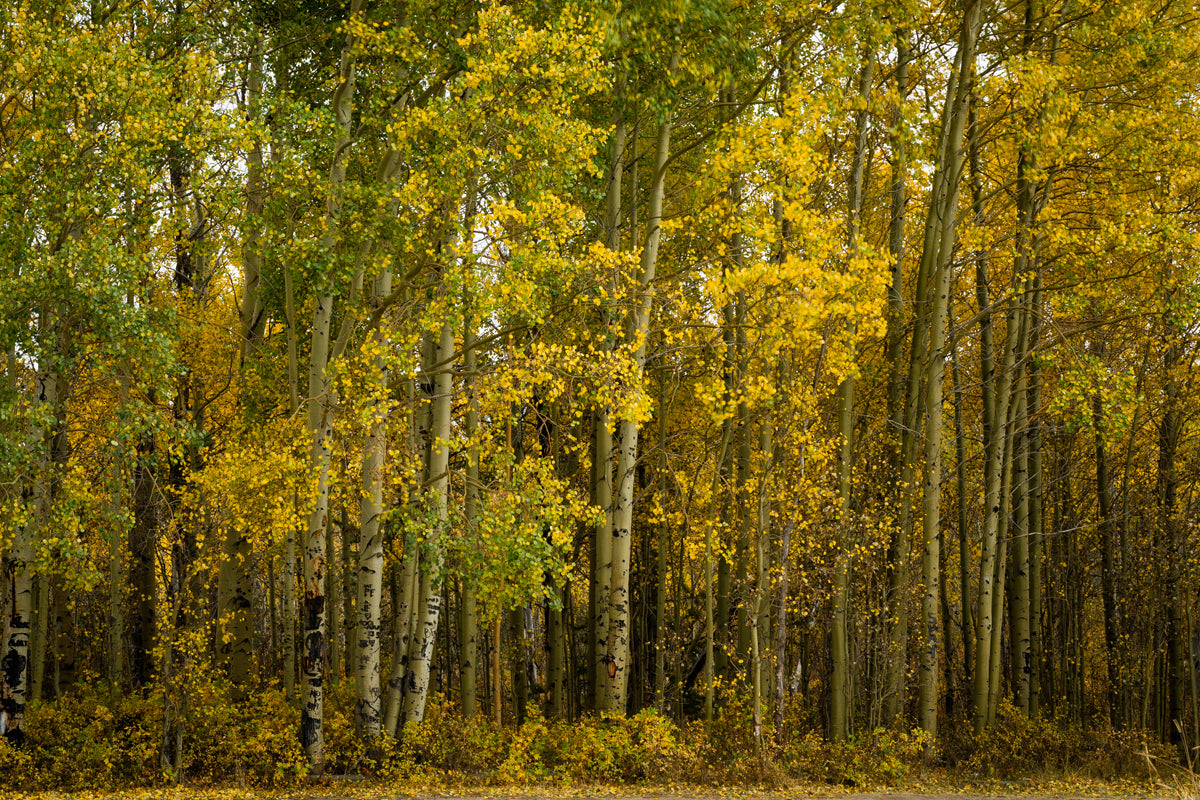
<box><xmin>0</xmin><ymin>781</ymin><xmax>1179</xmax><ymax>800</ymax></box>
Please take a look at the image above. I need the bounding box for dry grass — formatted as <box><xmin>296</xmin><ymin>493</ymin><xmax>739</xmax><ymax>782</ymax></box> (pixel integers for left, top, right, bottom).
<box><xmin>1142</xmin><ymin>723</ymin><xmax>1200</xmax><ymax>800</ymax></box>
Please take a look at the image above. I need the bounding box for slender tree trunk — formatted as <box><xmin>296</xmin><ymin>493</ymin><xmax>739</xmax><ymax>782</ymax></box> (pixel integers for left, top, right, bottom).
<box><xmin>460</xmin><ymin>316</ymin><xmax>480</xmax><ymax>721</ymax></box>
<box><xmin>950</xmin><ymin>329</ymin><xmax>974</xmax><ymax>698</ymax></box>
<box><xmin>401</xmin><ymin>321</ymin><xmax>455</xmax><ymax>725</ymax></box>
<box><xmin>459</xmin><ymin>583</ymin><xmax>478</xmax><ymax>719</ymax></box>
<box><xmin>771</xmin><ymin>180</ymin><xmax>795</xmax><ymax>743</ymax></box>
<box><xmin>1</xmin><ymin>388</ymin><xmax>44</xmax><ymax>745</ymax></box>
<box><xmin>988</xmin><ymin>418</ymin><xmax>1016</xmax><ymax>726</ymax></box>
<box><xmin>1011</xmin><ymin>360</ymin><xmax>1032</xmax><ymax>715</ymax></box>
<box><xmin>773</xmin><ymin>508</ymin><xmax>793</xmax><ymax>741</ymax></box>
<box><xmin>914</xmin><ymin>0</ymin><xmax>978</xmax><ymax>737</ymax></box>
<box><xmin>751</xmin><ymin>419</ymin><xmax>773</xmax><ymax>755</ymax></box>
<box><xmin>917</xmin><ymin>188</ymin><xmax>951</xmax><ymax>742</ymax></box>
<box><xmin>592</xmin><ymin>96</ymin><xmax>625</xmax><ymax>711</ymax></box>
<box><xmin>300</xmin><ymin>0</ymin><xmax>361</xmax><ymax>770</ymax></box>
<box><xmin>715</xmin><ymin>291</ymin><xmax>736</xmax><ymax>682</ymax></box>
<box><xmin>973</xmin><ymin>171</ymin><xmax>1034</xmax><ymax>734</ymax></box>
<box><xmin>511</xmin><ymin>605</ymin><xmax>529</xmax><ymax>724</ymax></box>
<box><xmin>492</xmin><ymin>611</ymin><xmax>502</xmax><ymax>725</ymax></box>
<box><xmin>884</xmin><ymin>25</ymin><xmax>910</xmax><ymax>497</ymax></box>
<box><xmin>654</xmin><ymin>359</ymin><xmax>669</xmax><ymax>709</ymax></box>
<box><xmin>277</xmin><ymin>51</ymin><xmax>301</xmax><ymax>702</ymax></box>
<box><xmin>130</xmin><ymin>430</ymin><xmax>157</xmax><ymax>691</ymax></box>
<box><xmin>355</xmin><ymin>263</ymin><xmax>392</xmax><ymax>738</ymax></box>
<box><xmin>1026</xmin><ymin>274</ymin><xmax>1045</xmax><ymax>718</ymax></box>
<box><xmin>705</xmin><ymin>423</ymin><xmax>735</xmax><ymax>723</ymax></box>
<box><xmin>1158</xmin><ymin>322</ymin><xmax>1183</xmax><ymax>739</ymax></box>
<box><xmin>831</xmin><ymin>375</ymin><xmax>854</xmax><ymax>741</ymax></box>
<box><xmin>383</xmin><ymin>530</ymin><xmax>419</xmax><ymax>736</ymax></box>
<box><xmin>882</xmin><ymin>29</ymin><xmax>912</xmax><ymax>729</ymax></box>
<box><xmin>108</xmin><ymin>437</ymin><xmax>126</xmax><ymax>693</ymax></box>
<box><xmin>591</xmin><ymin>404</ymin><xmax>614</xmax><ymax>710</ymax></box>
<box><xmin>832</xmin><ymin>49</ymin><xmax>875</xmax><ymax>741</ymax></box>
<box><xmin>282</xmin><ymin>241</ymin><xmax>300</xmax><ymax>703</ymax></box>
<box><xmin>600</xmin><ymin>51</ymin><xmax>677</xmax><ymax>714</ymax></box>
<box><xmin>734</xmin><ymin>287</ymin><xmax>752</xmax><ymax>671</ymax></box>
<box><xmin>268</xmin><ymin>558</ymin><xmax>278</xmax><ymax>675</ymax></box>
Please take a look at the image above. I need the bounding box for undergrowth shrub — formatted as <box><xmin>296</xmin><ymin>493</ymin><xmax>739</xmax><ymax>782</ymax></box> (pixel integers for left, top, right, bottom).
<box><xmin>16</xmin><ymin>689</ymin><xmax>162</xmax><ymax>788</ymax></box>
<box><xmin>178</xmin><ymin>684</ymin><xmax>308</xmax><ymax>784</ymax></box>
<box><xmin>363</xmin><ymin>695</ymin><xmax>507</xmax><ymax>783</ymax></box>
<box><xmin>776</xmin><ymin>727</ymin><xmax>927</xmax><ymax>786</ymax></box>
<box><xmin>0</xmin><ymin>682</ymin><xmax>1172</xmax><ymax>790</ymax></box>
<box><xmin>494</xmin><ymin>708</ymin><xmax>687</xmax><ymax>784</ymax></box>
<box><xmin>360</xmin><ymin>704</ymin><xmax>686</xmax><ymax>785</ymax></box>
<box><xmin>947</xmin><ymin>700</ymin><xmax>1173</xmax><ymax>780</ymax></box>
<box><xmin>0</xmin><ymin>684</ymin><xmax>306</xmax><ymax>789</ymax></box>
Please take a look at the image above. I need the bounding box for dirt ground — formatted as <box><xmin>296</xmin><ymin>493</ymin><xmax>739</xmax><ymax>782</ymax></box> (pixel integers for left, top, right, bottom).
<box><xmin>285</xmin><ymin>789</ymin><xmax>1171</xmax><ymax>800</ymax></box>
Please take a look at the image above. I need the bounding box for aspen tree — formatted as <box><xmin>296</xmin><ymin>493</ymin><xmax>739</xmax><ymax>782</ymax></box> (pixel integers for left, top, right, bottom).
<box><xmin>916</xmin><ymin>0</ymin><xmax>982</xmax><ymax>740</ymax></box>
<box><xmin>591</xmin><ymin>91</ymin><xmax>624</xmax><ymax>709</ymax></box>
<box><xmin>597</xmin><ymin>39</ymin><xmax>679</xmax><ymax>713</ymax></box>
<box><xmin>831</xmin><ymin>48</ymin><xmax>874</xmax><ymax>743</ymax></box>
<box><xmin>401</xmin><ymin>319</ymin><xmax>455</xmax><ymax>725</ymax></box>
<box><xmin>0</xmin><ymin>380</ymin><xmax>45</xmax><ymax>746</ymax></box>
<box><xmin>230</xmin><ymin>30</ymin><xmax>267</xmax><ymax>706</ymax></box>
<box><xmin>354</xmin><ymin>262</ymin><xmax>392</xmax><ymax>738</ymax></box>
<box><xmin>353</xmin><ymin>34</ymin><xmax>413</xmax><ymax>733</ymax></box>
<box><xmin>301</xmin><ymin>0</ymin><xmax>364</xmax><ymax>769</ymax></box>
<box><xmin>881</xmin><ymin>27</ymin><xmax>912</xmax><ymax>730</ymax></box>
<box><xmin>653</xmin><ymin>353</ymin><xmax>670</xmax><ymax>710</ymax></box>
<box><xmin>459</xmin><ymin>314</ymin><xmax>481</xmax><ymax>722</ymax></box>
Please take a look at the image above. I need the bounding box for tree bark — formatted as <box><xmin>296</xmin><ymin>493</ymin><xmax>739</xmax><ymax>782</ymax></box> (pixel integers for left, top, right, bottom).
<box><xmin>832</xmin><ymin>48</ymin><xmax>874</xmax><ymax>741</ymax></box>
<box><xmin>1011</xmin><ymin>359</ymin><xmax>1032</xmax><ymax>715</ymax></box>
<box><xmin>0</xmin><ymin>369</ymin><xmax>50</xmax><ymax>745</ymax></box>
<box><xmin>591</xmin><ymin>100</ymin><xmax>625</xmax><ymax>711</ymax></box>
<box><xmin>599</xmin><ymin>51</ymin><xmax>677</xmax><ymax>714</ymax></box>
<box><xmin>355</xmin><ymin>262</ymin><xmax>392</xmax><ymax>738</ymax></box>
<box><xmin>882</xmin><ymin>29</ymin><xmax>912</xmax><ymax>730</ymax></box>
<box><xmin>950</xmin><ymin>328</ymin><xmax>974</xmax><ymax>703</ymax></box>
<box><xmin>383</xmin><ymin>526</ymin><xmax>419</xmax><ymax>736</ymax></box>
<box><xmin>300</xmin><ymin>0</ymin><xmax>362</xmax><ymax>770</ymax></box>
<box><xmin>654</xmin><ymin>359</ymin><xmax>669</xmax><ymax>710</ymax></box>
<box><xmin>459</xmin><ymin>315</ymin><xmax>480</xmax><ymax>721</ymax></box>
<box><xmin>401</xmin><ymin>320</ymin><xmax>455</xmax><ymax>725</ymax></box>
<box><xmin>705</xmin><ymin>423</ymin><xmax>735</xmax><ymax>723</ymax></box>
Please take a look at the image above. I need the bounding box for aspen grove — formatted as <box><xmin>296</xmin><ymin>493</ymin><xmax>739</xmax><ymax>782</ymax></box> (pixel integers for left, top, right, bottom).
<box><xmin>3</xmin><ymin>0</ymin><xmax>1200</xmax><ymax>779</ymax></box>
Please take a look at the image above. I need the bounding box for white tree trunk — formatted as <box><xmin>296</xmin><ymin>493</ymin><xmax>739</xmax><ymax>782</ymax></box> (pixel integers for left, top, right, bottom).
<box><xmin>401</xmin><ymin>320</ymin><xmax>454</xmax><ymax>725</ymax></box>
<box><xmin>300</xmin><ymin>0</ymin><xmax>361</xmax><ymax>770</ymax></box>
<box><xmin>599</xmin><ymin>62</ymin><xmax>675</xmax><ymax>712</ymax></box>
<box><xmin>355</xmin><ymin>265</ymin><xmax>393</xmax><ymax>739</ymax></box>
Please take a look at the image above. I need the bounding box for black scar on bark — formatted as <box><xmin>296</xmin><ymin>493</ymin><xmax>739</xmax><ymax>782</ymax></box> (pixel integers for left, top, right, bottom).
<box><xmin>304</xmin><ymin>631</ymin><xmax>323</xmax><ymax>672</ymax></box>
<box><xmin>305</xmin><ymin>594</ymin><xmax>325</xmax><ymax>630</ymax></box>
<box><xmin>1</xmin><ymin>650</ymin><xmax>25</xmax><ymax>692</ymax></box>
<box><xmin>300</xmin><ymin>709</ymin><xmax>321</xmax><ymax>747</ymax></box>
